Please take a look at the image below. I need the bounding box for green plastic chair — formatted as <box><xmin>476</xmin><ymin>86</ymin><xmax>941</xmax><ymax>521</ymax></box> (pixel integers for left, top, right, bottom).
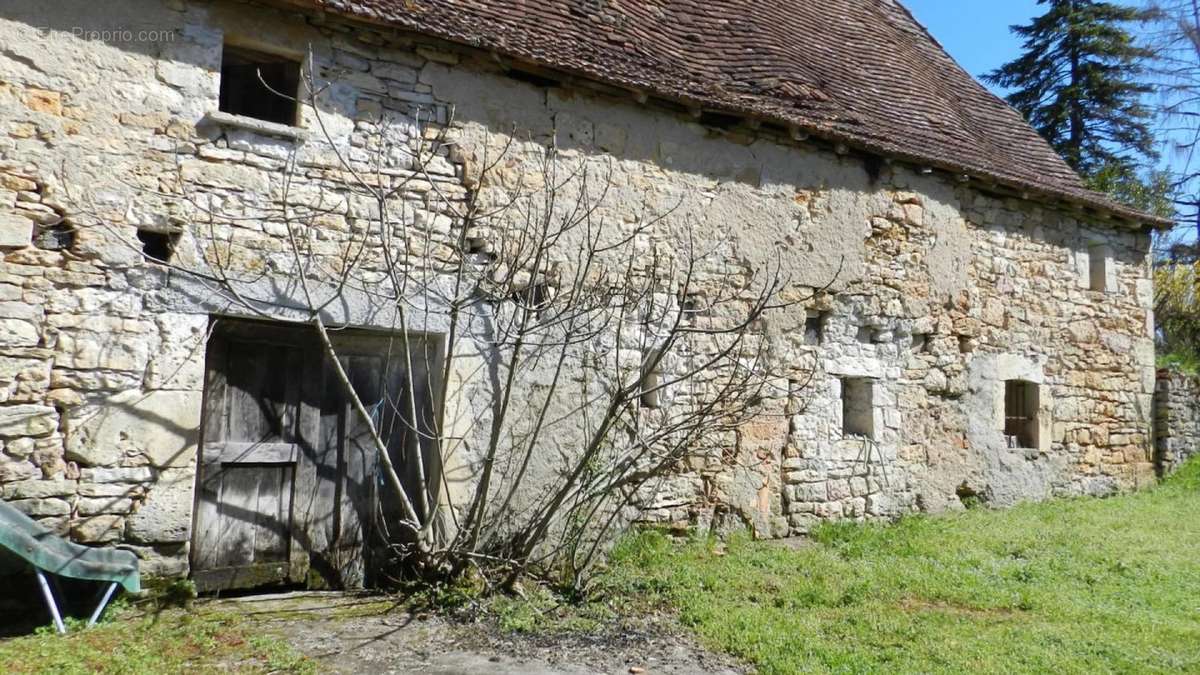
<box><xmin>0</xmin><ymin>500</ymin><xmax>141</xmax><ymax>633</ymax></box>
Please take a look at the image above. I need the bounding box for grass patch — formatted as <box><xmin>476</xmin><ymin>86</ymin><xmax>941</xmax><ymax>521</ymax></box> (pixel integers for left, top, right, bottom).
<box><xmin>1158</xmin><ymin>350</ymin><xmax>1200</xmax><ymax>375</ymax></box>
<box><xmin>0</xmin><ymin>603</ymin><xmax>314</xmax><ymax>674</ymax></box>
<box><xmin>490</xmin><ymin>584</ymin><xmax>621</xmax><ymax>634</ymax></box>
<box><xmin>8</xmin><ymin>464</ymin><xmax>1198</xmax><ymax>674</ymax></box>
<box><xmin>603</xmin><ymin>460</ymin><xmax>1200</xmax><ymax>673</ymax></box>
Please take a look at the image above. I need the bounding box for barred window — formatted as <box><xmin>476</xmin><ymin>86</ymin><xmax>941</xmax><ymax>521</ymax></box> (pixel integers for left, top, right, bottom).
<box><xmin>1004</xmin><ymin>380</ymin><xmax>1039</xmax><ymax>449</ymax></box>
<box><xmin>219</xmin><ymin>44</ymin><xmax>300</xmax><ymax>126</ymax></box>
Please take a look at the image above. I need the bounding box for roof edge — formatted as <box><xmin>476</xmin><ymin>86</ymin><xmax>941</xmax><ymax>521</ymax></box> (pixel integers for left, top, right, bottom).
<box><xmin>272</xmin><ymin>0</ymin><xmax>1173</xmax><ymax>231</ymax></box>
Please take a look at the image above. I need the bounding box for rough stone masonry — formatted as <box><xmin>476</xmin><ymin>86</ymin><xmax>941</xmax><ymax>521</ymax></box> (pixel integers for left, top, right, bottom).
<box><xmin>1154</xmin><ymin>369</ymin><xmax>1200</xmax><ymax>476</ymax></box>
<box><xmin>0</xmin><ymin>0</ymin><xmax>1162</xmax><ymax>580</ymax></box>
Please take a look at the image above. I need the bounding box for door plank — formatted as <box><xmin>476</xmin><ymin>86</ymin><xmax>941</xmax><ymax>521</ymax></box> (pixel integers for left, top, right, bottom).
<box><xmin>252</xmin><ymin>466</ymin><xmax>291</xmax><ymax>563</ymax></box>
<box><xmin>191</xmin><ymin>457</ymin><xmax>224</xmax><ymax>572</ymax></box>
<box><xmin>202</xmin><ymin>442</ymin><xmax>298</xmax><ymax>464</ymax></box>
<box><xmin>335</xmin><ymin>354</ymin><xmax>384</xmax><ymax>588</ymax></box>
<box><xmin>226</xmin><ymin>343</ymin><xmax>286</xmax><ymax>444</ymax></box>
<box><xmin>192</xmin><ymin>562</ymin><xmax>292</xmax><ymax>592</ymax></box>
<box><xmin>290</xmin><ymin>342</ymin><xmax>325</xmax><ymax>585</ymax></box>
<box><xmin>192</xmin><ymin>331</ymin><xmax>228</xmax><ymax>573</ymax></box>
<box><xmin>216</xmin><ymin>466</ymin><xmax>261</xmax><ymax>569</ymax></box>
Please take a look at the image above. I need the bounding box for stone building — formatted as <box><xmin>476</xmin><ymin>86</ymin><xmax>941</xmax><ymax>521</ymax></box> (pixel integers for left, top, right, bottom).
<box><xmin>0</xmin><ymin>0</ymin><xmax>1168</xmax><ymax>588</ymax></box>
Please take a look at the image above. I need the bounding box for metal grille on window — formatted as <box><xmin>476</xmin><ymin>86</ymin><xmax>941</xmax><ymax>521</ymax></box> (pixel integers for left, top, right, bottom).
<box><xmin>1004</xmin><ymin>380</ymin><xmax>1038</xmax><ymax>449</ymax></box>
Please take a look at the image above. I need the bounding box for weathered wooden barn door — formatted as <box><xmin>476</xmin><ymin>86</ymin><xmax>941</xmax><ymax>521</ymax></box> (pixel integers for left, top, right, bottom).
<box><xmin>191</xmin><ymin>319</ymin><xmax>440</xmax><ymax>592</ymax></box>
<box><xmin>191</xmin><ymin>321</ymin><xmax>319</xmax><ymax>591</ymax></box>
<box><xmin>320</xmin><ymin>332</ymin><xmax>440</xmax><ymax>588</ymax></box>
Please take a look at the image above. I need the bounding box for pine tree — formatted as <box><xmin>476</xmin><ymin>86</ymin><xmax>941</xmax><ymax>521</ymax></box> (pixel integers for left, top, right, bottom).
<box><xmin>985</xmin><ymin>0</ymin><xmax>1158</xmax><ymax>182</ymax></box>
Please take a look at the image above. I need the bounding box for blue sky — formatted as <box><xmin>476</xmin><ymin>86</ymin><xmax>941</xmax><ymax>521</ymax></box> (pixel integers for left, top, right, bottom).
<box><xmin>902</xmin><ymin>2</ymin><xmax>1184</xmax><ymax>175</ymax></box>
<box><xmin>901</xmin><ymin>1</ymin><xmax>1188</xmax><ymax>231</ymax></box>
<box><xmin>902</xmin><ymin>0</ymin><xmax>1044</xmax><ymax>92</ymax></box>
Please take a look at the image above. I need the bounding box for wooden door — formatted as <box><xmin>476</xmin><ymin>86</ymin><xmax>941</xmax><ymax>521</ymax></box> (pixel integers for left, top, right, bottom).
<box><xmin>191</xmin><ymin>321</ymin><xmax>319</xmax><ymax>592</ymax></box>
<box><xmin>320</xmin><ymin>333</ymin><xmax>440</xmax><ymax>588</ymax></box>
<box><xmin>191</xmin><ymin>319</ymin><xmax>440</xmax><ymax>592</ymax></box>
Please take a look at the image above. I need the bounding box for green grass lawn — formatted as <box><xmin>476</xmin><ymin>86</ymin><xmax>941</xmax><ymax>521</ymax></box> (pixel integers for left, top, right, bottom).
<box><xmin>604</xmin><ymin>461</ymin><xmax>1200</xmax><ymax>674</ymax></box>
<box><xmin>5</xmin><ymin>463</ymin><xmax>1198</xmax><ymax>674</ymax></box>
<box><xmin>0</xmin><ymin>604</ymin><xmax>313</xmax><ymax>674</ymax></box>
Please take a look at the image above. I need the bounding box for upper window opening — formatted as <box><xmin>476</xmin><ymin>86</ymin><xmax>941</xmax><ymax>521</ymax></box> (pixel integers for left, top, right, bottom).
<box><xmin>219</xmin><ymin>45</ymin><xmax>301</xmax><ymax>126</ymax></box>
<box><xmin>506</xmin><ymin>68</ymin><xmax>560</xmax><ymax>89</ymax></box>
<box><xmin>1004</xmin><ymin>380</ymin><xmax>1039</xmax><ymax>449</ymax></box>
<box><xmin>640</xmin><ymin>348</ymin><xmax>664</xmax><ymax>409</ymax></box>
<box><xmin>804</xmin><ymin>310</ymin><xmax>827</xmax><ymax>346</ymax></box>
<box><xmin>911</xmin><ymin>333</ymin><xmax>929</xmax><ymax>353</ymax></box>
<box><xmin>841</xmin><ymin>377</ymin><xmax>875</xmax><ymax>439</ymax></box>
<box><xmin>34</xmin><ymin>222</ymin><xmax>75</xmax><ymax>252</ymax></box>
<box><xmin>138</xmin><ymin>228</ymin><xmax>179</xmax><ymax>264</ymax></box>
<box><xmin>1088</xmin><ymin>244</ymin><xmax>1109</xmax><ymax>292</ymax></box>
<box><xmin>698</xmin><ymin>111</ymin><xmax>742</xmax><ymax>130</ymax></box>
<box><xmin>680</xmin><ymin>293</ymin><xmax>704</xmax><ymax>323</ymax></box>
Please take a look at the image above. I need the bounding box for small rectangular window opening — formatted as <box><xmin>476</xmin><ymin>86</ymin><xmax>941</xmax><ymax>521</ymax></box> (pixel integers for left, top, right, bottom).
<box><xmin>698</xmin><ymin>111</ymin><xmax>742</xmax><ymax>131</ymax></box>
<box><xmin>513</xmin><ymin>282</ymin><xmax>553</xmax><ymax>316</ymax></box>
<box><xmin>640</xmin><ymin>348</ymin><xmax>664</xmax><ymax>409</ymax></box>
<box><xmin>138</xmin><ymin>228</ymin><xmax>179</xmax><ymax>263</ymax></box>
<box><xmin>34</xmin><ymin>222</ymin><xmax>75</xmax><ymax>251</ymax></box>
<box><xmin>679</xmin><ymin>293</ymin><xmax>704</xmax><ymax>323</ymax></box>
<box><xmin>1088</xmin><ymin>244</ymin><xmax>1109</xmax><ymax>292</ymax></box>
<box><xmin>506</xmin><ymin>67</ymin><xmax>560</xmax><ymax>89</ymax></box>
<box><xmin>219</xmin><ymin>44</ymin><xmax>301</xmax><ymax>126</ymax></box>
<box><xmin>958</xmin><ymin>335</ymin><xmax>974</xmax><ymax>353</ymax></box>
<box><xmin>841</xmin><ymin>378</ymin><xmax>875</xmax><ymax>438</ymax></box>
<box><xmin>911</xmin><ymin>332</ymin><xmax>929</xmax><ymax>353</ymax></box>
<box><xmin>1004</xmin><ymin>380</ymin><xmax>1039</xmax><ymax>449</ymax></box>
<box><xmin>804</xmin><ymin>310</ymin><xmax>827</xmax><ymax>346</ymax></box>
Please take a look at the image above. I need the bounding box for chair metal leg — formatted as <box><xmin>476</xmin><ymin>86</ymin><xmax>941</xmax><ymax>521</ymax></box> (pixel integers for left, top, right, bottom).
<box><xmin>34</xmin><ymin>569</ymin><xmax>66</xmax><ymax>635</ymax></box>
<box><xmin>87</xmin><ymin>581</ymin><xmax>119</xmax><ymax>627</ymax></box>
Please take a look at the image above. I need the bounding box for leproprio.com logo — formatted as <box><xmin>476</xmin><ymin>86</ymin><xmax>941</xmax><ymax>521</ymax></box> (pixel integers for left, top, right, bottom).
<box><xmin>31</xmin><ymin>26</ymin><xmax>177</xmax><ymax>44</ymax></box>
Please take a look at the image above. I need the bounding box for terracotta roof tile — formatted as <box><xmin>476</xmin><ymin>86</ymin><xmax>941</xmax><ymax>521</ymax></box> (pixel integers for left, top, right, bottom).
<box><xmin>296</xmin><ymin>0</ymin><xmax>1168</xmax><ymax>227</ymax></box>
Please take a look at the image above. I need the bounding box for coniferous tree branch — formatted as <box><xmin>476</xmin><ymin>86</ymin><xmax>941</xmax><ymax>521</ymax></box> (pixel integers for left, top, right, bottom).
<box><xmin>985</xmin><ymin>0</ymin><xmax>1159</xmax><ymax>182</ymax></box>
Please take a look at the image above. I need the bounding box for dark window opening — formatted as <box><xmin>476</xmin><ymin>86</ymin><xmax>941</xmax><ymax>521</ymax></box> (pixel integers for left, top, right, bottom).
<box><xmin>1004</xmin><ymin>380</ymin><xmax>1039</xmax><ymax>449</ymax></box>
<box><xmin>219</xmin><ymin>45</ymin><xmax>301</xmax><ymax>125</ymax></box>
<box><xmin>138</xmin><ymin>229</ymin><xmax>178</xmax><ymax>263</ymax></box>
<box><xmin>513</xmin><ymin>282</ymin><xmax>553</xmax><ymax>317</ymax></box>
<box><xmin>465</xmin><ymin>238</ymin><xmax>491</xmax><ymax>256</ymax></box>
<box><xmin>864</xmin><ymin>154</ymin><xmax>887</xmax><ymax>183</ymax></box>
<box><xmin>33</xmin><ymin>222</ymin><xmax>75</xmax><ymax>251</ymax></box>
<box><xmin>680</xmin><ymin>293</ymin><xmax>704</xmax><ymax>323</ymax></box>
<box><xmin>759</xmin><ymin>121</ymin><xmax>789</xmax><ymax>136</ymax></box>
<box><xmin>640</xmin><ymin>348</ymin><xmax>664</xmax><ymax>409</ymax></box>
<box><xmin>841</xmin><ymin>377</ymin><xmax>875</xmax><ymax>438</ymax></box>
<box><xmin>855</xmin><ymin>326</ymin><xmax>874</xmax><ymax>344</ymax></box>
<box><xmin>506</xmin><ymin>68</ymin><xmax>560</xmax><ymax>89</ymax></box>
<box><xmin>804</xmin><ymin>310</ymin><xmax>827</xmax><ymax>346</ymax></box>
<box><xmin>911</xmin><ymin>333</ymin><xmax>929</xmax><ymax>353</ymax></box>
<box><xmin>958</xmin><ymin>335</ymin><xmax>974</xmax><ymax>353</ymax></box>
<box><xmin>698</xmin><ymin>111</ymin><xmax>742</xmax><ymax>130</ymax></box>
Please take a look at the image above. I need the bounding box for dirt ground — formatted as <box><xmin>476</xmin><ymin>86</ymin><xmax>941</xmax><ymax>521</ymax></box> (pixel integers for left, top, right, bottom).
<box><xmin>213</xmin><ymin>591</ymin><xmax>746</xmax><ymax>675</ymax></box>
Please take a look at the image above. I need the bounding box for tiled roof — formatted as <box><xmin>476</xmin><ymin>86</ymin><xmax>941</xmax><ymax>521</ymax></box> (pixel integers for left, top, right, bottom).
<box><xmin>295</xmin><ymin>0</ymin><xmax>1168</xmax><ymax>227</ymax></box>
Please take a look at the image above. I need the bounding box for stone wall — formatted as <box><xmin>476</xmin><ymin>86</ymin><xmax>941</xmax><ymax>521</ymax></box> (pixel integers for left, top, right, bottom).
<box><xmin>0</xmin><ymin>0</ymin><xmax>1159</xmax><ymax>579</ymax></box>
<box><xmin>1154</xmin><ymin>369</ymin><xmax>1200</xmax><ymax>475</ymax></box>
